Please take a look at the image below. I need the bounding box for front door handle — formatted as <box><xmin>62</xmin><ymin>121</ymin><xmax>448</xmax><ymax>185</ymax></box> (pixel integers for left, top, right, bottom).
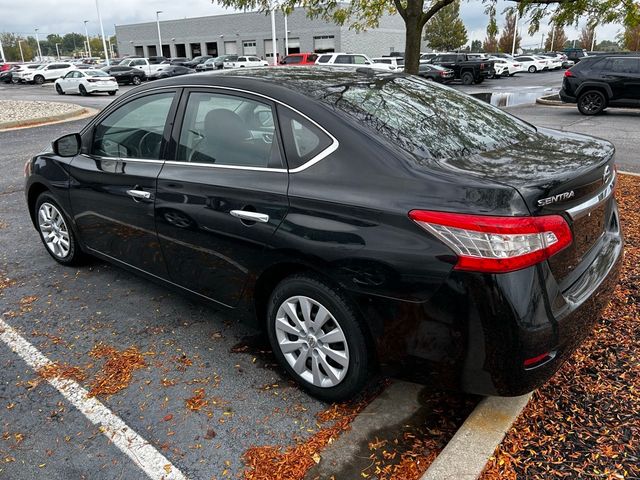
<box><xmin>230</xmin><ymin>210</ymin><xmax>269</xmax><ymax>223</ymax></box>
<box><xmin>126</xmin><ymin>189</ymin><xmax>151</xmax><ymax>200</ymax></box>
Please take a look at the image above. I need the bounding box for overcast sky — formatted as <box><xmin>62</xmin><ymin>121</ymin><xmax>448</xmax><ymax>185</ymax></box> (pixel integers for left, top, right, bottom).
<box><xmin>1</xmin><ymin>0</ymin><xmax>624</xmax><ymax>47</ymax></box>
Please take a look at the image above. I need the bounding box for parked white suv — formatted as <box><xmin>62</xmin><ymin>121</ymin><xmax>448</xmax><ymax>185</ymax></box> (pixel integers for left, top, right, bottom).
<box><xmin>22</xmin><ymin>63</ymin><xmax>76</xmax><ymax>84</ymax></box>
<box><xmin>315</xmin><ymin>53</ymin><xmax>395</xmax><ymax>71</ymax></box>
<box><xmin>223</xmin><ymin>56</ymin><xmax>269</xmax><ymax>69</ymax></box>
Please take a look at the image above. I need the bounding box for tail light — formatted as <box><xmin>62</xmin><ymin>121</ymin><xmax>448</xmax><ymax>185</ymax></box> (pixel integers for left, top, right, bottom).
<box><xmin>564</xmin><ymin>70</ymin><xmax>574</xmax><ymax>77</ymax></box>
<box><xmin>87</xmin><ymin>78</ymin><xmax>98</xmax><ymax>82</ymax></box>
<box><xmin>408</xmin><ymin>210</ymin><xmax>573</xmax><ymax>273</ymax></box>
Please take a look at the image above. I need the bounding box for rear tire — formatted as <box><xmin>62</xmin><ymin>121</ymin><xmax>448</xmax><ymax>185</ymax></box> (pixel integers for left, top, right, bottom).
<box><xmin>108</xmin><ymin>91</ymin><xmax>116</xmax><ymax>96</ymax></box>
<box><xmin>528</xmin><ymin>65</ymin><xmax>537</xmax><ymax>73</ymax></box>
<box><xmin>34</xmin><ymin>193</ymin><xmax>85</xmax><ymax>266</ymax></box>
<box><xmin>577</xmin><ymin>90</ymin><xmax>607</xmax><ymax>115</ymax></box>
<box><xmin>55</xmin><ymin>84</ymin><xmax>65</xmax><ymax>95</ymax></box>
<box><xmin>131</xmin><ymin>76</ymin><xmax>142</xmax><ymax>85</ymax></box>
<box><xmin>461</xmin><ymin>71</ymin><xmax>474</xmax><ymax>85</ymax></box>
<box><xmin>79</xmin><ymin>85</ymin><xmax>88</xmax><ymax>96</ymax></box>
<box><xmin>266</xmin><ymin>274</ymin><xmax>371</xmax><ymax>402</ymax></box>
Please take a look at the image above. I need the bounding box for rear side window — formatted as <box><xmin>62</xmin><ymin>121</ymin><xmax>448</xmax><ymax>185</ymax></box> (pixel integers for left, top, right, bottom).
<box><xmin>277</xmin><ymin>106</ymin><xmax>333</xmax><ymax>169</ymax></box>
<box><xmin>603</xmin><ymin>57</ymin><xmax>640</xmax><ymax>74</ymax></box>
<box><xmin>318</xmin><ymin>76</ymin><xmax>534</xmax><ymax>161</ymax></box>
<box><xmin>334</xmin><ymin>55</ymin><xmax>351</xmax><ymax>64</ymax></box>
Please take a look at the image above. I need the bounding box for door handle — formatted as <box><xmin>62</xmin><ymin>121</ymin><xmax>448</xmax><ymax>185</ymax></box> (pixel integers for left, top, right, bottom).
<box><xmin>126</xmin><ymin>189</ymin><xmax>151</xmax><ymax>200</ymax></box>
<box><xmin>230</xmin><ymin>210</ymin><xmax>269</xmax><ymax>223</ymax></box>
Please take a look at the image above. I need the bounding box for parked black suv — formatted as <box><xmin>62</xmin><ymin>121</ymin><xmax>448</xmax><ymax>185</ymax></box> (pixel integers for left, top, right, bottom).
<box><xmin>560</xmin><ymin>55</ymin><xmax>640</xmax><ymax>115</ymax></box>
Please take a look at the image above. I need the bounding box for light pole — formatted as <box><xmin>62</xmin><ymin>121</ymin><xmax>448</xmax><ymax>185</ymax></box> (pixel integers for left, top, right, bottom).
<box><xmin>270</xmin><ymin>6</ymin><xmax>278</xmax><ymax>65</ymax></box>
<box><xmin>550</xmin><ymin>24</ymin><xmax>556</xmax><ymax>51</ymax></box>
<box><xmin>95</xmin><ymin>0</ymin><xmax>110</xmax><ymax>65</ymax></box>
<box><xmin>56</xmin><ymin>42</ymin><xmax>61</xmax><ymax>59</ymax></box>
<box><xmin>18</xmin><ymin>40</ymin><xmax>25</xmax><ymax>62</ymax></box>
<box><xmin>34</xmin><ymin>28</ymin><xmax>44</xmax><ymax>60</ymax></box>
<box><xmin>0</xmin><ymin>37</ymin><xmax>5</xmax><ymax>63</ymax></box>
<box><xmin>284</xmin><ymin>13</ymin><xmax>289</xmax><ymax>56</ymax></box>
<box><xmin>156</xmin><ymin>11</ymin><xmax>163</xmax><ymax>57</ymax></box>
<box><xmin>511</xmin><ymin>9</ymin><xmax>519</xmax><ymax>56</ymax></box>
<box><xmin>84</xmin><ymin>20</ymin><xmax>92</xmax><ymax>58</ymax></box>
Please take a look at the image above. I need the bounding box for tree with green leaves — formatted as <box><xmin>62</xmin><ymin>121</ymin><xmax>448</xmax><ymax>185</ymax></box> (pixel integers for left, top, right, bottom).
<box><xmin>470</xmin><ymin>39</ymin><xmax>483</xmax><ymax>52</ymax></box>
<box><xmin>620</xmin><ymin>23</ymin><xmax>640</xmax><ymax>51</ymax></box>
<box><xmin>214</xmin><ymin>0</ymin><xmax>640</xmax><ymax>74</ymax></box>
<box><xmin>483</xmin><ymin>4</ymin><xmax>499</xmax><ymax>52</ymax></box>
<box><xmin>498</xmin><ymin>11</ymin><xmax>521</xmax><ymax>53</ymax></box>
<box><xmin>544</xmin><ymin>24</ymin><xmax>567</xmax><ymax>51</ymax></box>
<box><xmin>595</xmin><ymin>39</ymin><xmax>619</xmax><ymax>51</ymax></box>
<box><xmin>423</xmin><ymin>0</ymin><xmax>468</xmax><ymax>51</ymax></box>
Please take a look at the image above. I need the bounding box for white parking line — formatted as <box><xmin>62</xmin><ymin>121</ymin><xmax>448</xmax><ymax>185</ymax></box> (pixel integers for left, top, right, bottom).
<box><xmin>0</xmin><ymin>317</ymin><xmax>186</xmax><ymax>480</ymax></box>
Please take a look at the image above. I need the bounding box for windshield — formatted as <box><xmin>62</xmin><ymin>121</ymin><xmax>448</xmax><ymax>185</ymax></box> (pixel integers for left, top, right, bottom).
<box><xmin>318</xmin><ymin>75</ymin><xmax>535</xmax><ymax>161</ymax></box>
<box><xmin>86</xmin><ymin>70</ymin><xmax>109</xmax><ymax>77</ymax></box>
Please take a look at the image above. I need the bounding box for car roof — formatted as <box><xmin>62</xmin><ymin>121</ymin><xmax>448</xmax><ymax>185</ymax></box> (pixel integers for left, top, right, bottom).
<box><xmin>126</xmin><ymin>67</ymin><xmax>398</xmax><ymax>110</ymax></box>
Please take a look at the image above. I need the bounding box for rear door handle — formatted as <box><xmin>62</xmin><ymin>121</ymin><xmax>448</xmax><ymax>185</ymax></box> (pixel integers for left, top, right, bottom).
<box><xmin>126</xmin><ymin>189</ymin><xmax>151</xmax><ymax>200</ymax></box>
<box><xmin>230</xmin><ymin>210</ymin><xmax>269</xmax><ymax>223</ymax></box>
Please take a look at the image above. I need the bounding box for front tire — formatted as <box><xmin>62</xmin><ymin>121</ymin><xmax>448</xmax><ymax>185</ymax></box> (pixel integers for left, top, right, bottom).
<box><xmin>108</xmin><ymin>91</ymin><xmax>116</xmax><ymax>96</ymax></box>
<box><xmin>55</xmin><ymin>84</ymin><xmax>65</xmax><ymax>95</ymax></box>
<box><xmin>34</xmin><ymin>193</ymin><xmax>85</xmax><ymax>266</ymax></box>
<box><xmin>34</xmin><ymin>75</ymin><xmax>45</xmax><ymax>85</ymax></box>
<box><xmin>578</xmin><ymin>90</ymin><xmax>607</xmax><ymax>115</ymax></box>
<box><xmin>267</xmin><ymin>274</ymin><xmax>371</xmax><ymax>402</ymax></box>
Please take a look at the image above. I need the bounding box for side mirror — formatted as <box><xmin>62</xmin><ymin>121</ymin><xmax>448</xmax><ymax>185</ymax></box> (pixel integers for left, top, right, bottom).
<box><xmin>52</xmin><ymin>133</ymin><xmax>81</xmax><ymax>157</ymax></box>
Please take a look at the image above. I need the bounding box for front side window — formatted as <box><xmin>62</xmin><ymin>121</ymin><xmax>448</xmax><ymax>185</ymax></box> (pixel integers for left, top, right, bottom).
<box><xmin>64</xmin><ymin>71</ymin><xmax>75</xmax><ymax>79</ymax></box>
<box><xmin>284</xmin><ymin>56</ymin><xmax>302</xmax><ymax>64</ymax></box>
<box><xmin>353</xmin><ymin>56</ymin><xmax>369</xmax><ymax>65</ymax></box>
<box><xmin>177</xmin><ymin>92</ymin><xmax>282</xmax><ymax>168</ymax></box>
<box><xmin>92</xmin><ymin>92</ymin><xmax>175</xmax><ymax>159</ymax></box>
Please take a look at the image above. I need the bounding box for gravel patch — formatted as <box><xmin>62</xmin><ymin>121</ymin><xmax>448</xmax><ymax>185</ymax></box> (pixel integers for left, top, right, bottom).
<box><xmin>0</xmin><ymin>100</ymin><xmax>83</xmax><ymax>125</ymax></box>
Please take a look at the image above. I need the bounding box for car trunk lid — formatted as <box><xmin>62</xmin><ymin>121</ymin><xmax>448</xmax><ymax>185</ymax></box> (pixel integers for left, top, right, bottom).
<box><xmin>433</xmin><ymin>128</ymin><xmax>616</xmax><ymax>286</ymax></box>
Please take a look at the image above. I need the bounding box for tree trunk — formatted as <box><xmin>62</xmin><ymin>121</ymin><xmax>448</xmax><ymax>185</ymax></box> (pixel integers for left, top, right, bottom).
<box><xmin>403</xmin><ymin>15</ymin><xmax>423</xmax><ymax>75</ymax></box>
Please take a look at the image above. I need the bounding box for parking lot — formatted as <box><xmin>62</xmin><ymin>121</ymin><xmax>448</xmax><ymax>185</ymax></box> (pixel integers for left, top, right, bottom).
<box><xmin>1</xmin><ymin>68</ymin><xmax>638</xmax><ymax>480</ymax></box>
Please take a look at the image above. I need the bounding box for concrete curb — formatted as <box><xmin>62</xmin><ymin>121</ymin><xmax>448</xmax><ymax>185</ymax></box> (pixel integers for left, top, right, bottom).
<box><xmin>0</xmin><ymin>106</ymin><xmax>98</xmax><ymax>131</ymax></box>
<box><xmin>420</xmin><ymin>393</ymin><xmax>532</xmax><ymax>480</ymax></box>
<box><xmin>536</xmin><ymin>94</ymin><xmax>566</xmax><ymax>106</ymax></box>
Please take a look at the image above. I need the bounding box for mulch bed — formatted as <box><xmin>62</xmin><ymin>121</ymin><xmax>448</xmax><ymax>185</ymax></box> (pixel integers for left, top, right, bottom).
<box><xmin>482</xmin><ymin>173</ymin><xmax>640</xmax><ymax>479</ymax></box>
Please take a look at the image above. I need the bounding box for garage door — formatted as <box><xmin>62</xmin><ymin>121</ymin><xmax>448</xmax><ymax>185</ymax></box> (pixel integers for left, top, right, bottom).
<box><xmin>287</xmin><ymin>37</ymin><xmax>300</xmax><ymax>54</ymax></box>
<box><xmin>224</xmin><ymin>41</ymin><xmax>238</xmax><ymax>55</ymax></box>
<box><xmin>313</xmin><ymin>35</ymin><xmax>335</xmax><ymax>53</ymax></box>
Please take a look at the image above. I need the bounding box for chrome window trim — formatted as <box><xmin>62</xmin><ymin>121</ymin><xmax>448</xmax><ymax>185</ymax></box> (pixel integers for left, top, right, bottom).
<box><xmin>80</xmin><ymin>154</ymin><xmax>165</xmax><ymax>164</ymax></box>
<box><xmin>132</xmin><ymin>84</ymin><xmax>340</xmax><ymax>173</ymax></box>
<box><xmin>566</xmin><ymin>171</ymin><xmax>616</xmax><ymax>220</ymax></box>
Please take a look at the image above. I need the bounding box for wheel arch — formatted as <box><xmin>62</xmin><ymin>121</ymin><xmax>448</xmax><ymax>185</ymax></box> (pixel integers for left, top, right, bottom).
<box><xmin>575</xmin><ymin>82</ymin><xmax>612</xmax><ymax>99</ymax></box>
<box><xmin>251</xmin><ymin>261</ymin><xmax>378</xmax><ymax>357</ymax></box>
<box><xmin>27</xmin><ymin>182</ymin><xmax>50</xmax><ymax>227</ymax></box>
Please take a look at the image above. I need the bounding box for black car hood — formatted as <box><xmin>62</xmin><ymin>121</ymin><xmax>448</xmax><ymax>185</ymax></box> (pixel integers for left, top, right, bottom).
<box><xmin>433</xmin><ymin>127</ymin><xmax>615</xmax><ymax>214</ymax></box>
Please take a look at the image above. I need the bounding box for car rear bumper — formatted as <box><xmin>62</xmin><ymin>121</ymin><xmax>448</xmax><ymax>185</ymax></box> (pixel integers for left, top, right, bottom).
<box><xmin>559</xmin><ymin>88</ymin><xmax>577</xmax><ymax>103</ymax></box>
<box><xmin>360</xmin><ymin>202</ymin><xmax>623</xmax><ymax>396</ymax></box>
<box><xmin>86</xmin><ymin>83</ymin><xmax>119</xmax><ymax>92</ymax></box>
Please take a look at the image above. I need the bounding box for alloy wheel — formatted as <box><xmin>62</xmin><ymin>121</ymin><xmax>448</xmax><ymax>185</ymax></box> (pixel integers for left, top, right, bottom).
<box><xmin>580</xmin><ymin>92</ymin><xmax>604</xmax><ymax>114</ymax></box>
<box><xmin>274</xmin><ymin>295</ymin><xmax>349</xmax><ymax>388</ymax></box>
<box><xmin>37</xmin><ymin>202</ymin><xmax>70</xmax><ymax>259</ymax></box>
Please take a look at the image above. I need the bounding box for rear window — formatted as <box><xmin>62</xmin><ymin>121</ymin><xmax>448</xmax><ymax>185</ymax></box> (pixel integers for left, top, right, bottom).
<box><xmin>319</xmin><ymin>76</ymin><xmax>534</xmax><ymax>161</ymax></box>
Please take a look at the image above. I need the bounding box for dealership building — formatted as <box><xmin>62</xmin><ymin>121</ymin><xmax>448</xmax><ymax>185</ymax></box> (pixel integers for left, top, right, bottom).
<box><xmin>114</xmin><ymin>8</ymin><xmax>408</xmax><ymax>60</ymax></box>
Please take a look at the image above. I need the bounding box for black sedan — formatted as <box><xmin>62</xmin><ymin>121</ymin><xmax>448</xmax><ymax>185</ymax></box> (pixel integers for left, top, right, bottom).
<box><xmin>148</xmin><ymin>65</ymin><xmax>195</xmax><ymax>80</ymax></box>
<box><xmin>24</xmin><ymin>68</ymin><xmax>623</xmax><ymax>401</ymax></box>
<box><xmin>101</xmin><ymin>65</ymin><xmax>146</xmax><ymax>85</ymax></box>
<box><xmin>418</xmin><ymin>63</ymin><xmax>455</xmax><ymax>83</ymax></box>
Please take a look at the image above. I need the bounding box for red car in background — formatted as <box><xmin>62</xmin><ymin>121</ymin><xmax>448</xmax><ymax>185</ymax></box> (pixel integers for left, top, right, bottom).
<box><xmin>279</xmin><ymin>53</ymin><xmax>318</xmax><ymax>66</ymax></box>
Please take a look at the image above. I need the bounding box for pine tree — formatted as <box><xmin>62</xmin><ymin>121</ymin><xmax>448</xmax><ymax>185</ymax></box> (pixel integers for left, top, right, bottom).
<box><xmin>423</xmin><ymin>1</ymin><xmax>468</xmax><ymax>52</ymax></box>
<box><xmin>545</xmin><ymin>24</ymin><xmax>568</xmax><ymax>51</ymax></box>
<box><xmin>498</xmin><ymin>11</ymin><xmax>522</xmax><ymax>53</ymax></box>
